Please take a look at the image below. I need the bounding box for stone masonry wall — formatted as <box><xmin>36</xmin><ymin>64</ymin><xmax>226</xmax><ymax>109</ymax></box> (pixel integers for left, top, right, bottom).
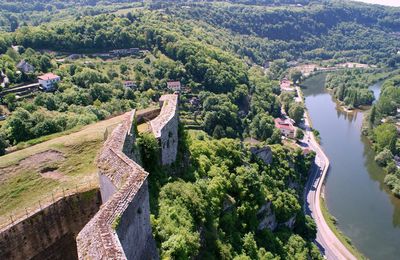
<box><xmin>76</xmin><ymin>110</ymin><xmax>157</xmax><ymax>260</ymax></box>
<box><xmin>0</xmin><ymin>189</ymin><xmax>101</xmax><ymax>260</ymax></box>
<box><xmin>150</xmin><ymin>94</ymin><xmax>179</xmax><ymax>165</ymax></box>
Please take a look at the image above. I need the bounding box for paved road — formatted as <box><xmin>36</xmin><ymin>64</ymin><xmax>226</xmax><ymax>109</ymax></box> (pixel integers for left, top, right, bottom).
<box><xmin>297</xmin><ymin>87</ymin><xmax>356</xmax><ymax>260</ymax></box>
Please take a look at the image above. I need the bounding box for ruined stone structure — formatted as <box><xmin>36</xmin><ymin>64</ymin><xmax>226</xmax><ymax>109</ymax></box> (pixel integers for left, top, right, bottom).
<box><xmin>149</xmin><ymin>94</ymin><xmax>179</xmax><ymax>165</ymax></box>
<box><xmin>77</xmin><ymin>94</ymin><xmax>179</xmax><ymax>259</ymax></box>
<box><xmin>0</xmin><ymin>189</ymin><xmax>101</xmax><ymax>260</ymax></box>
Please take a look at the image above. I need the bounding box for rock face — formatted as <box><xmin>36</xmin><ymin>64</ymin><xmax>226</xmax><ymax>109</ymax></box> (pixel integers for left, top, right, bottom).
<box><xmin>77</xmin><ymin>110</ymin><xmax>158</xmax><ymax>260</ymax></box>
<box><xmin>257</xmin><ymin>201</ymin><xmax>277</xmax><ymax>231</ymax></box>
<box><xmin>0</xmin><ymin>189</ymin><xmax>101</xmax><ymax>260</ymax></box>
<box><xmin>250</xmin><ymin>146</ymin><xmax>273</xmax><ymax>165</ymax></box>
<box><xmin>150</xmin><ymin>94</ymin><xmax>179</xmax><ymax>165</ymax></box>
<box><xmin>283</xmin><ymin>216</ymin><xmax>296</xmax><ymax>230</ymax></box>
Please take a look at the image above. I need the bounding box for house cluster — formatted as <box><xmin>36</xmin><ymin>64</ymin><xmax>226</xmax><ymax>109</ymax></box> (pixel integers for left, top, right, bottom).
<box><xmin>123</xmin><ymin>80</ymin><xmax>137</xmax><ymax>89</ymax></box>
<box><xmin>280</xmin><ymin>78</ymin><xmax>295</xmax><ymax>92</ymax></box>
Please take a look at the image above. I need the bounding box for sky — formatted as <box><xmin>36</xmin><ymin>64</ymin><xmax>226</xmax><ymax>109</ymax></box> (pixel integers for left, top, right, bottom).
<box><xmin>351</xmin><ymin>0</ymin><xmax>400</xmax><ymax>7</ymax></box>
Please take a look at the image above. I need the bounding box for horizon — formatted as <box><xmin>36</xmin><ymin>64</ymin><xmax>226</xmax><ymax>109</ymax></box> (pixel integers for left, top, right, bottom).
<box><xmin>351</xmin><ymin>0</ymin><xmax>400</xmax><ymax>7</ymax></box>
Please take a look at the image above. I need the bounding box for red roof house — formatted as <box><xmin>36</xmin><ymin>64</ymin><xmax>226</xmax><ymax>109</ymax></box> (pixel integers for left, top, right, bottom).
<box><xmin>275</xmin><ymin>118</ymin><xmax>296</xmax><ymax>138</ymax></box>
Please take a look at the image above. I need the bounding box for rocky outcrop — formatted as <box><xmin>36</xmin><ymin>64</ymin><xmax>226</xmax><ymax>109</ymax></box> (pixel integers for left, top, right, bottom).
<box><xmin>257</xmin><ymin>201</ymin><xmax>277</xmax><ymax>231</ymax></box>
<box><xmin>250</xmin><ymin>146</ymin><xmax>272</xmax><ymax>165</ymax></box>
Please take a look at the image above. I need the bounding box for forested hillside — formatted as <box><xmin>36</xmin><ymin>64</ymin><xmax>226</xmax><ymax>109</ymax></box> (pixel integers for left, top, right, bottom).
<box><xmin>154</xmin><ymin>0</ymin><xmax>400</xmax><ymax>65</ymax></box>
<box><xmin>0</xmin><ymin>0</ymin><xmax>141</xmax><ymax>32</ymax></box>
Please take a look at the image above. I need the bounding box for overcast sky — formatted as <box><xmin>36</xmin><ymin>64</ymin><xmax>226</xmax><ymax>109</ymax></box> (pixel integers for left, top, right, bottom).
<box><xmin>351</xmin><ymin>0</ymin><xmax>400</xmax><ymax>7</ymax></box>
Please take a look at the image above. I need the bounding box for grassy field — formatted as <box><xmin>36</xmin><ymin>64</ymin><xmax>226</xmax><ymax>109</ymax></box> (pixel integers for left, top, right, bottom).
<box><xmin>0</xmin><ymin>113</ymin><xmax>127</xmax><ymax>227</ymax></box>
<box><xmin>320</xmin><ymin>197</ymin><xmax>366</xmax><ymax>260</ymax></box>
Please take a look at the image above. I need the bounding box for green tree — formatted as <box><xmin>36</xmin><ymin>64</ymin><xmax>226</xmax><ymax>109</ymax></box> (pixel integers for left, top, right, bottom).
<box><xmin>296</xmin><ymin>129</ymin><xmax>304</xmax><ymax>140</ymax></box>
<box><xmin>249</xmin><ymin>112</ymin><xmax>275</xmax><ymax>141</ymax></box>
<box><xmin>3</xmin><ymin>93</ymin><xmax>17</xmax><ymax>111</ymax></box>
<box><xmin>289</xmin><ymin>70</ymin><xmax>302</xmax><ymax>84</ymax></box>
<box><xmin>288</xmin><ymin>103</ymin><xmax>304</xmax><ymax>124</ymax></box>
<box><xmin>374</xmin><ymin>123</ymin><xmax>397</xmax><ymax>153</ymax></box>
<box><xmin>73</xmin><ymin>68</ymin><xmax>109</xmax><ymax>88</ymax></box>
<box><xmin>0</xmin><ymin>133</ymin><xmax>8</xmax><ymax>156</ymax></box>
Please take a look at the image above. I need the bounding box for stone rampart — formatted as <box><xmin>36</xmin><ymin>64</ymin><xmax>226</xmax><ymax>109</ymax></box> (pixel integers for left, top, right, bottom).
<box><xmin>150</xmin><ymin>94</ymin><xmax>179</xmax><ymax>165</ymax></box>
<box><xmin>0</xmin><ymin>189</ymin><xmax>100</xmax><ymax>260</ymax></box>
<box><xmin>76</xmin><ymin>110</ymin><xmax>157</xmax><ymax>260</ymax></box>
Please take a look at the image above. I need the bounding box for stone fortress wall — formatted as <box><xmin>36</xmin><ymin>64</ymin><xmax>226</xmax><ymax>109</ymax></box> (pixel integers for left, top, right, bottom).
<box><xmin>0</xmin><ymin>189</ymin><xmax>101</xmax><ymax>260</ymax></box>
<box><xmin>77</xmin><ymin>94</ymin><xmax>179</xmax><ymax>259</ymax></box>
<box><xmin>150</xmin><ymin>94</ymin><xmax>179</xmax><ymax>165</ymax></box>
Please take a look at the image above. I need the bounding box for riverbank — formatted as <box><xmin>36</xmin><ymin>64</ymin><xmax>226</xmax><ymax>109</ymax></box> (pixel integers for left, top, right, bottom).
<box><xmin>298</xmin><ymin>85</ymin><xmax>358</xmax><ymax>260</ymax></box>
<box><xmin>302</xmin><ymin>73</ymin><xmax>400</xmax><ymax>260</ymax></box>
<box><xmin>319</xmin><ymin>197</ymin><xmax>366</xmax><ymax>259</ymax></box>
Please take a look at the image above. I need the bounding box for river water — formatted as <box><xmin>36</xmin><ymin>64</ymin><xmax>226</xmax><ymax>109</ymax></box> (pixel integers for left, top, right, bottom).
<box><xmin>302</xmin><ymin>74</ymin><xmax>400</xmax><ymax>260</ymax></box>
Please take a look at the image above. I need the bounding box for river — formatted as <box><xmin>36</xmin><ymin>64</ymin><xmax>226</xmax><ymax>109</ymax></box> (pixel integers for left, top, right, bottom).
<box><xmin>302</xmin><ymin>74</ymin><xmax>400</xmax><ymax>260</ymax></box>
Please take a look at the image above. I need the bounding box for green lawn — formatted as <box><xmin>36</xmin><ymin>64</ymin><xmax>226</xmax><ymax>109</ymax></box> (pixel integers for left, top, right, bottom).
<box><xmin>0</xmin><ymin>113</ymin><xmax>127</xmax><ymax>227</ymax></box>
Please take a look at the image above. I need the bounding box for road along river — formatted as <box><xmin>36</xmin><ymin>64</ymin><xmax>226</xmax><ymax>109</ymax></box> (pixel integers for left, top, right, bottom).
<box><xmin>302</xmin><ymin>73</ymin><xmax>400</xmax><ymax>260</ymax></box>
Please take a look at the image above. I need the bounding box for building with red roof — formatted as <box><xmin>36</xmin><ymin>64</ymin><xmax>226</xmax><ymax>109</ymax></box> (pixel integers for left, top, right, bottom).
<box><xmin>280</xmin><ymin>78</ymin><xmax>295</xmax><ymax>92</ymax></box>
<box><xmin>38</xmin><ymin>73</ymin><xmax>60</xmax><ymax>91</ymax></box>
<box><xmin>275</xmin><ymin>118</ymin><xmax>296</xmax><ymax>138</ymax></box>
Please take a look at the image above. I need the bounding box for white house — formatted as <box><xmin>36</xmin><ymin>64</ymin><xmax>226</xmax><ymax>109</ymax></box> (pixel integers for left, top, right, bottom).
<box><xmin>38</xmin><ymin>73</ymin><xmax>60</xmax><ymax>91</ymax></box>
<box><xmin>167</xmin><ymin>81</ymin><xmax>181</xmax><ymax>92</ymax></box>
<box><xmin>123</xmin><ymin>80</ymin><xmax>136</xmax><ymax>89</ymax></box>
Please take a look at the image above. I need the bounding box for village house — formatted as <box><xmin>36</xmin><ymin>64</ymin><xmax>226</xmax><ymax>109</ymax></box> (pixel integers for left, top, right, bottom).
<box><xmin>38</xmin><ymin>73</ymin><xmax>60</xmax><ymax>91</ymax></box>
<box><xmin>275</xmin><ymin>118</ymin><xmax>296</xmax><ymax>139</ymax></box>
<box><xmin>123</xmin><ymin>80</ymin><xmax>136</xmax><ymax>89</ymax></box>
<box><xmin>16</xmin><ymin>60</ymin><xmax>35</xmax><ymax>74</ymax></box>
<box><xmin>167</xmin><ymin>81</ymin><xmax>181</xmax><ymax>92</ymax></box>
<box><xmin>280</xmin><ymin>78</ymin><xmax>295</xmax><ymax>92</ymax></box>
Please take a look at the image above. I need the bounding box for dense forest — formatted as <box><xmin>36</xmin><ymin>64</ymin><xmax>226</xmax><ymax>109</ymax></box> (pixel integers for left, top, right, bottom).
<box><xmin>325</xmin><ymin>69</ymin><xmax>377</xmax><ymax>108</ymax></box>
<box><xmin>142</xmin><ymin>131</ymin><xmax>319</xmax><ymax>259</ymax></box>
<box><xmin>0</xmin><ymin>0</ymin><xmax>141</xmax><ymax>32</ymax></box>
<box><xmin>154</xmin><ymin>0</ymin><xmax>400</xmax><ymax>66</ymax></box>
<box><xmin>365</xmin><ymin>74</ymin><xmax>400</xmax><ymax>197</ymax></box>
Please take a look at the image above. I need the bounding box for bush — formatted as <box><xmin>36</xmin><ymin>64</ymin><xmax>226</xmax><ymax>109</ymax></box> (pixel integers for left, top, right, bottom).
<box><xmin>374</xmin><ymin>148</ymin><xmax>393</xmax><ymax>167</ymax></box>
<box><xmin>0</xmin><ymin>133</ymin><xmax>8</xmax><ymax>156</ymax></box>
